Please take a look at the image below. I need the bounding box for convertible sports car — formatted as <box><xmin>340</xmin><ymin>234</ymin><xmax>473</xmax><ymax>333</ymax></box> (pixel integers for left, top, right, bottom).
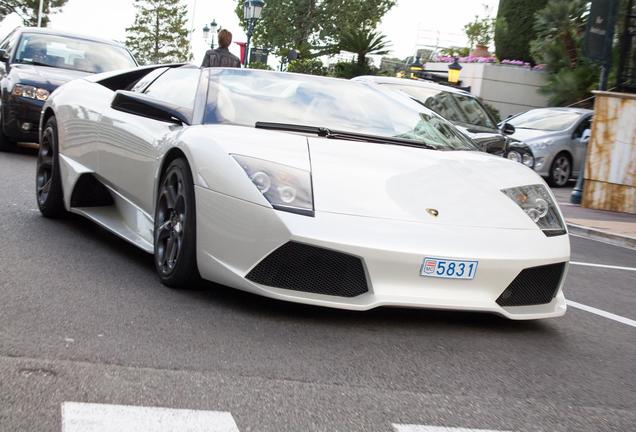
<box><xmin>36</xmin><ymin>65</ymin><xmax>570</xmax><ymax>320</ymax></box>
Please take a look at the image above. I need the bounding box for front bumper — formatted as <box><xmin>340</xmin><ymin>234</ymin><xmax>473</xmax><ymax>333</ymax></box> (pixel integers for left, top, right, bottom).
<box><xmin>195</xmin><ymin>187</ymin><xmax>569</xmax><ymax>320</ymax></box>
<box><xmin>2</xmin><ymin>96</ymin><xmax>44</xmax><ymax>142</ymax></box>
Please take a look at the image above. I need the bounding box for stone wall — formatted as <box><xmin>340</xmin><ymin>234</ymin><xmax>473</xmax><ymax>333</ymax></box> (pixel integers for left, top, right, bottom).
<box><xmin>583</xmin><ymin>91</ymin><xmax>636</xmax><ymax>214</ymax></box>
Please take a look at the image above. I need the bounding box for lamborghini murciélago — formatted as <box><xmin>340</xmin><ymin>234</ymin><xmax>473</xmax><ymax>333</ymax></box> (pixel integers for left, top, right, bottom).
<box><xmin>36</xmin><ymin>65</ymin><xmax>570</xmax><ymax>319</ymax></box>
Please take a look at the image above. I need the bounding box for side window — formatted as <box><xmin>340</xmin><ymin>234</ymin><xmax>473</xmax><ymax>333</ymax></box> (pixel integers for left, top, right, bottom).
<box><xmin>574</xmin><ymin>117</ymin><xmax>592</xmax><ymax>138</ymax></box>
<box><xmin>129</xmin><ymin>67</ymin><xmax>168</xmax><ymax>92</ymax></box>
<box><xmin>0</xmin><ymin>30</ymin><xmax>18</xmax><ymax>56</ymax></box>
<box><xmin>143</xmin><ymin>67</ymin><xmax>201</xmax><ymax>109</ymax></box>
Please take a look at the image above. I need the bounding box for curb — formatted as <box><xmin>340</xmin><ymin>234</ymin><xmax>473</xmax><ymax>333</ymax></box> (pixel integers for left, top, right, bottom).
<box><xmin>567</xmin><ymin>222</ymin><xmax>636</xmax><ymax>250</ymax></box>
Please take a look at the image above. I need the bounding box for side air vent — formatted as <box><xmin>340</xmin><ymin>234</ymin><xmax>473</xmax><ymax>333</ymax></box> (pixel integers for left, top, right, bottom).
<box><xmin>246</xmin><ymin>242</ymin><xmax>369</xmax><ymax>297</ymax></box>
<box><xmin>70</xmin><ymin>174</ymin><xmax>114</xmax><ymax>207</ymax></box>
<box><xmin>496</xmin><ymin>262</ymin><xmax>566</xmax><ymax>306</ymax></box>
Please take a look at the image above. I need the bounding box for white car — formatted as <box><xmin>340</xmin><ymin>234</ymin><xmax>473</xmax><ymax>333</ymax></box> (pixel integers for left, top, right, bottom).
<box><xmin>36</xmin><ymin>65</ymin><xmax>570</xmax><ymax>320</ymax></box>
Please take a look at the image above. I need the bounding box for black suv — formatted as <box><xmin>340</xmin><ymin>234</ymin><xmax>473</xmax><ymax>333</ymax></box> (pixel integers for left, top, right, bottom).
<box><xmin>0</xmin><ymin>27</ymin><xmax>137</xmax><ymax>151</ymax></box>
<box><xmin>353</xmin><ymin>76</ymin><xmax>535</xmax><ymax>168</ymax></box>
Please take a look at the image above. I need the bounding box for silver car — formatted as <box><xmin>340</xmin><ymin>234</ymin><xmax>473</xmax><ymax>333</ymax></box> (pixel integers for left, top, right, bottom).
<box><xmin>505</xmin><ymin>108</ymin><xmax>593</xmax><ymax>187</ymax></box>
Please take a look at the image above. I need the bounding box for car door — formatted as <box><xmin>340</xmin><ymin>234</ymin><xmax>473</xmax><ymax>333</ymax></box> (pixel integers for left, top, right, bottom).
<box><xmin>97</xmin><ymin>67</ymin><xmax>201</xmax><ymax>216</ymax></box>
<box><xmin>570</xmin><ymin>115</ymin><xmax>592</xmax><ymax>174</ymax></box>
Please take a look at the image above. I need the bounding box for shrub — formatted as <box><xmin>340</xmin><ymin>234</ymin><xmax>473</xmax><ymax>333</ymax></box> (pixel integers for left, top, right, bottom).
<box><xmin>331</xmin><ymin>61</ymin><xmax>377</xmax><ymax>79</ymax></box>
<box><xmin>249</xmin><ymin>61</ymin><xmax>273</xmax><ymax>70</ymax></box>
<box><xmin>287</xmin><ymin>58</ymin><xmax>328</xmax><ymax>76</ymax></box>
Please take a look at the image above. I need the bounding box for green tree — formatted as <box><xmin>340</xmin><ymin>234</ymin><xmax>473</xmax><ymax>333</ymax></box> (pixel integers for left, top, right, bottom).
<box><xmin>464</xmin><ymin>14</ymin><xmax>495</xmax><ymax>49</ymax></box>
<box><xmin>495</xmin><ymin>0</ymin><xmax>548</xmax><ymax>62</ymax></box>
<box><xmin>338</xmin><ymin>27</ymin><xmax>390</xmax><ymax>67</ymax></box>
<box><xmin>531</xmin><ymin>0</ymin><xmax>588</xmax><ymax>68</ymax></box>
<box><xmin>234</xmin><ymin>0</ymin><xmax>396</xmax><ymax>57</ymax></box>
<box><xmin>0</xmin><ymin>0</ymin><xmax>69</xmax><ymax>27</ymax></box>
<box><xmin>125</xmin><ymin>0</ymin><xmax>191</xmax><ymax>65</ymax></box>
<box><xmin>530</xmin><ymin>0</ymin><xmax>594</xmax><ymax>105</ymax></box>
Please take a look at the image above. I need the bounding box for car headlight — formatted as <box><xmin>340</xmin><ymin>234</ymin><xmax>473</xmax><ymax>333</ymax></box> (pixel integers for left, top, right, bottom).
<box><xmin>522</xmin><ymin>152</ymin><xmax>534</xmax><ymax>167</ymax></box>
<box><xmin>12</xmin><ymin>84</ymin><xmax>50</xmax><ymax>101</ymax></box>
<box><xmin>507</xmin><ymin>151</ymin><xmax>521</xmax><ymax>163</ymax></box>
<box><xmin>232</xmin><ymin>154</ymin><xmax>314</xmax><ymax>216</ymax></box>
<box><xmin>502</xmin><ymin>184</ymin><xmax>566</xmax><ymax>236</ymax></box>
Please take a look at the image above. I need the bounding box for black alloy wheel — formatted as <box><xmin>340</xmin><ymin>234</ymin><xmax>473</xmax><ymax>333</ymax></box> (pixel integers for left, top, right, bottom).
<box><xmin>548</xmin><ymin>153</ymin><xmax>572</xmax><ymax>187</ymax></box>
<box><xmin>36</xmin><ymin>116</ymin><xmax>66</xmax><ymax>217</ymax></box>
<box><xmin>154</xmin><ymin>158</ymin><xmax>199</xmax><ymax>288</ymax></box>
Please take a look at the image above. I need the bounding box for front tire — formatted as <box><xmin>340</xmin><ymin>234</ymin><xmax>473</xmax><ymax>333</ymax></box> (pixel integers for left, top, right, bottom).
<box><xmin>548</xmin><ymin>153</ymin><xmax>572</xmax><ymax>187</ymax></box>
<box><xmin>154</xmin><ymin>158</ymin><xmax>199</xmax><ymax>288</ymax></box>
<box><xmin>36</xmin><ymin>116</ymin><xmax>66</xmax><ymax>218</ymax></box>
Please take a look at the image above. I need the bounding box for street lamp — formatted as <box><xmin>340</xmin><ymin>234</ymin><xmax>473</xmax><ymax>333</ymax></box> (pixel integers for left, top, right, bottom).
<box><xmin>243</xmin><ymin>0</ymin><xmax>265</xmax><ymax>66</ymax></box>
<box><xmin>202</xmin><ymin>19</ymin><xmax>218</xmax><ymax>49</ymax></box>
<box><xmin>448</xmin><ymin>57</ymin><xmax>462</xmax><ymax>85</ymax></box>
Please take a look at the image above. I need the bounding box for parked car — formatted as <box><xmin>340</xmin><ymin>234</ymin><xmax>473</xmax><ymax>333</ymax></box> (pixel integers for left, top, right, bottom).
<box><xmin>503</xmin><ymin>107</ymin><xmax>593</xmax><ymax>187</ymax></box>
<box><xmin>36</xmin><ymin>66</ymin><xmax>569</xmax><ymax>320</ymax></box>
<box><xmin>352</xmin><ymin>76</ymin><xmax>535</xmax><ymax>168</ymax></box>
<box><xmin>0</xmin><ymin>27</ymin><xmax>137</xmax><ymax>151</ymax></box>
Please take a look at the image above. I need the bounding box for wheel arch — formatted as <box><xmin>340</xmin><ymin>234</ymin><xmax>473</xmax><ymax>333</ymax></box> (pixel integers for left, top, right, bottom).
<box><xmin>40</xmin><ymin>107</ymin><xmax>56</xmax><ymax>141</ymax></box>
<box><xmin>154</xmin><ymin>147</ymin><xmax>194</xmax><ymax>211</ymax></box>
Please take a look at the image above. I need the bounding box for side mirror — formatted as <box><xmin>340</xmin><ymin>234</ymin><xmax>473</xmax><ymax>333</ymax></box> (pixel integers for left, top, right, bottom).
<box><xmin>500</xmin><ymin>122</ymin><xmax>516</xmax><ymax>135</ymax></box>
<box><xmin>0</xmin><ymin>49</ymin><xmax>9</xmax><ymax>62</ymax></box>
<box><xmin>581</xmin><ymin>129</ymin><xmax>591</xmax><ymax>144</ymax></box>
<box><xmin>111</xmin><ymin>90</ymin><xmax>190</xmax><ymax>125</ymax></box>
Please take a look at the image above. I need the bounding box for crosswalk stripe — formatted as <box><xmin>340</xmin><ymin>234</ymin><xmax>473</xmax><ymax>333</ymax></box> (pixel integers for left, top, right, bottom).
<box><xmin>61</xmin><ymin>402</ymin><xmax>240</xmax><ymax>432</ymax></box>
<box><xmin>393</xmin><ymin>425</ymin><xmax>511</xmax><ymax>432</ymax></box>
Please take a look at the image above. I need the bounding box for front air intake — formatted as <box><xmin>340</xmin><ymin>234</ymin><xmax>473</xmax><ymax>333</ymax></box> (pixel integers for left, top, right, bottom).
<box><xmin>496</xmin><ymin>262</ymin><xmax>566</xmax><ymax>306</ymax></box>
<box><xmin>246</xmin><ymin>242</ymin><xmax>369</xmax><ymax>297</ymax></box>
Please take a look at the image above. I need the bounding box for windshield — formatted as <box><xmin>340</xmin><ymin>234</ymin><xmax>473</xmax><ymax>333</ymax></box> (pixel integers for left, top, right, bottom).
<box><xmin>508</xmin><ymin>109</ymin><xmax>581</xmax><ymax>131</ymax></box>
<box><xmin>14</xmin><ymin>33</ymin><xmax>136</xmax><ymax>73</ymax></box>
<box><xmin>380</xmin><ymin>83</ymin><xmax>496</xmax><ymax>129</ymax></box>
<box><xmin>204</xmin><ymin>69</ymin><xmax>477</xmax><ymax>151</ymax></box>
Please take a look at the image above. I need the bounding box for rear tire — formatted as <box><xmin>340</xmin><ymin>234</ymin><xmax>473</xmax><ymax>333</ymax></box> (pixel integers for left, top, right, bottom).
<box><xmin>36</xmin><ymin>117</ymin><xmax>66</xmax><ymax>218</ymax></box>
<box><xmin>154</xmin><ymin>158</ymin><xmax>199</xmax><ymax>288</ymax></box>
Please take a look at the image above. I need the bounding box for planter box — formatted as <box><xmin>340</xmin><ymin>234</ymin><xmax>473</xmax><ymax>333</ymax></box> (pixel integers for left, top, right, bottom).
<box><xmin>425</xmin><ymin>62</ymin><xmax>550</xmax><ymax>118</ymax></box>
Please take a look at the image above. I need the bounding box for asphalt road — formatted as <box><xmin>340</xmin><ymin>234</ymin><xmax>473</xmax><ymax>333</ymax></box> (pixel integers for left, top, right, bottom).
<box><xmin>1</xmin><ymin>148</ymin><xmax>634</xmax><ymax>432</ymax></box>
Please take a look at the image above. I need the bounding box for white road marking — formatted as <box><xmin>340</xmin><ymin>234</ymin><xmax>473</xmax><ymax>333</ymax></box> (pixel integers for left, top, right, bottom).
<box><xmin>61</xmin><ymin>402</ymin><xmax>240</xmax><ymax>432</ymax></box>
<box><xmin>567</xmin><ymin>300</ymin><xmax>636</xmax><ymax>328</ymax></box>
<box><xmin>570</xmin><ymin>261</ymin><xmax>636</xmax><ymax>272</ymax></box>
<box><xmin>393</xmin><ymin>426</ymin><xmax>510</xmax><ymax>432</ymax></box>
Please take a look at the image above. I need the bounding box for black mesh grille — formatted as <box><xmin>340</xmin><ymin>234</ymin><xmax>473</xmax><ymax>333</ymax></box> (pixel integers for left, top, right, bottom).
<box><xmin>246</xmin><ymin>242</ymin><xmax>368</xmax><ymax>297</ymax></box>
<box><xmin>496</xmin><ymin>262</ymin><xmax>566</xmax><ymax>306</ymax></box>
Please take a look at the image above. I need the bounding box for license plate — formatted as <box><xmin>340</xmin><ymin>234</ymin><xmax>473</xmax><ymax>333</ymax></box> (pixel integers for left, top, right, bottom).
<box><xmin>420</xmin><ymin>257</ymin><xmax>478</xmax><ymax>280</ymax></box>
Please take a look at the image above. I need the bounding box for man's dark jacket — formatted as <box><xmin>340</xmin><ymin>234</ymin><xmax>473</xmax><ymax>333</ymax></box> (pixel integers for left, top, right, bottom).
<box><xmin>201</xmin><ymin>47</ymin><xmax>241</xmax><ymax>68</ymax></box>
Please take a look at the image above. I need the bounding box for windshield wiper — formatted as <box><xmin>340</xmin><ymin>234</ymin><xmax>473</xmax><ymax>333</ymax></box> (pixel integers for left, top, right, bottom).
<box><xmin>255</xmin><ymin>122</ymin><xmax>436</xmax><ymax>150</ymax></box>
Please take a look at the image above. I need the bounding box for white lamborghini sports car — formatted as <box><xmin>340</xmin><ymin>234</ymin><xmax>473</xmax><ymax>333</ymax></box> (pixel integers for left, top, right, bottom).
<box><xmin>36</xmin><ymin>65</ymin><xmax>570</xmax><ymax>320</ymax></box>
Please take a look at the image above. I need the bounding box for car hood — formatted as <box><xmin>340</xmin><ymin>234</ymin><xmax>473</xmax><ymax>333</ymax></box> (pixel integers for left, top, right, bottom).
<box><xmin>307</xmin><ymin>137</ymin><xmax>543</xmax><ymax>230</ymax></box>
<box><xmin>11</xmin><ymin>64</ymin><xmax>90</xmax><ymax>90</ymax></box>
<box><xmin>509</xmin><ymin>128</ymin><xmax>563</xmax><ymax>143</ymax></box>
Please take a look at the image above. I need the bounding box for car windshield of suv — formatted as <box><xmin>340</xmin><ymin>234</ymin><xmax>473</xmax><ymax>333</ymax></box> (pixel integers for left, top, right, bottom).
<box><xmin>507</xmin><ymin>109</ymin><xmax>581</xmax><ymax>131</ymax></box>
<box><xmin>380</xmin><ymin>83</ymin><xmax>497</xmax><ymax>129</ymax></box>
<box><xmin>204</xmin><ymin>69</ymin><xmax>477</xmax><ymax>151</ymax></box>
<box><xmin>14</xmin><ymin>33</ymin><xmax>136</xmax><ymax>73</ymax></box>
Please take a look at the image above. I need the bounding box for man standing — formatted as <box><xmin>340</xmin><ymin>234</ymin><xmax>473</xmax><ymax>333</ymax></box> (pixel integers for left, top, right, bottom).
<box><xmin>201</xmin><ymin>29</ymin><xmax>242</xmax><ymax>68</ymax></box>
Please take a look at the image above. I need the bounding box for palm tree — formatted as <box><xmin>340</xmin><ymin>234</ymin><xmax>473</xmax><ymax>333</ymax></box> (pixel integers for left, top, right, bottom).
<box><xmin>338</xmin><ymin>28</ymin><xmax>391</xmax><ymax>68</ymax></box>
<box><xmin>533</xmin><ymin>0</ymin><xmax>588</xmax><ymax>68</ymax></box>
